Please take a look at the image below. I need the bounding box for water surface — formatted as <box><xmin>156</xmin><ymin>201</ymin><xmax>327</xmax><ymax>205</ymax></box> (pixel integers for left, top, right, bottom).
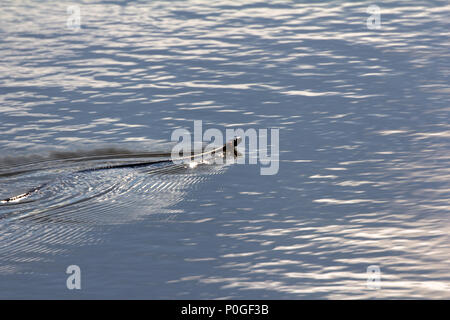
<box><xmin>0</xmin><ymin>0</ymin><xmax>449</xmax><ymax>298</ymax></box>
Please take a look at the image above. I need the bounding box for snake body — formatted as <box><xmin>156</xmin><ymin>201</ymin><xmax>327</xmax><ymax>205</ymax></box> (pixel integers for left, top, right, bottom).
<box><xmin>1</xmin><ymin>137</ymin><xmax>241</xmax><ymax>204</ymax></box>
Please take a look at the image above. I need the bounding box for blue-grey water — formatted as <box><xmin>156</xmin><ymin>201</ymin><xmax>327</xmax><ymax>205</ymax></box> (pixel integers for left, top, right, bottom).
<box><xmin>0</xmin><ymin>0</ymin><xmax>449</xmax><ymax>299</ymax></box>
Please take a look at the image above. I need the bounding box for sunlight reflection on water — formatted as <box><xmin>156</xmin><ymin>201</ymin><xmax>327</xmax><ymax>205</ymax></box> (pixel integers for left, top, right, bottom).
<box><xmin>0</xmin><ymin>0</ymin><xmax>449</xmax><ymax>298</ymax></box>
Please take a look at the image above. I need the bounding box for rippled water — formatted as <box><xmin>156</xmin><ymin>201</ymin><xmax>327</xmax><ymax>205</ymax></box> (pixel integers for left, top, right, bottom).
<box><xmin>0</xmin><ymin>0</ymin><xmax>449</xmax><ymax>299</ymax></box>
